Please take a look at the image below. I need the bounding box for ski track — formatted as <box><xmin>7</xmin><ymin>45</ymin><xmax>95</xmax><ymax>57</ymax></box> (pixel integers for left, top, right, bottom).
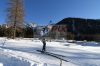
<box><xmin>0</xmin><ymin>47</ymin><xmax>60</xmax><ymax>66</ymax></box>
<box><xmin>0</xmin><ymin>38</ymin><xmax>100</xmax><ymax>66</ymax></box>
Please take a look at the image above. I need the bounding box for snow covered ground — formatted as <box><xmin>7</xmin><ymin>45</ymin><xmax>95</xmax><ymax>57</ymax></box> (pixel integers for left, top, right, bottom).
<box><xmin>0</xmin><ymin>37</ymin><xmax>100</xmax><ymax>66</ymax></box>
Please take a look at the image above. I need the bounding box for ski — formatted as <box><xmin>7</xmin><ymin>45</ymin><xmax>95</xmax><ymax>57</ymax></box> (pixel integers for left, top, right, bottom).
<box><xmin>37</xmin><ymin>50</ymin><xmax>69</xmax><ymax>62</ymax></box>
<box><xmin>44</xmin><ymin>51</ymin><xmax>66</xmax><ymax>57</ymax></box>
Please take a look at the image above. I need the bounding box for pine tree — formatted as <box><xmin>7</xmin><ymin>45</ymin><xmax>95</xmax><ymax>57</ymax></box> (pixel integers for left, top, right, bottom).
<box><xmin>7</xmin><ymin>0</ymin><xmax>24</xmax><ymax>39</ymax></box>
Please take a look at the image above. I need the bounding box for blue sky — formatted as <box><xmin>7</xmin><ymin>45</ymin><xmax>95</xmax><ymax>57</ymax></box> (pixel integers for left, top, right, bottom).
<box><xmin>0</xmin><ymin>0</ymin><xmax>100</xmax><ymax>25</ymax></box>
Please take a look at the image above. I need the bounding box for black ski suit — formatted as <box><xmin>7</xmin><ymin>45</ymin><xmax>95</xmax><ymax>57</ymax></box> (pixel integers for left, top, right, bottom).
<box><xmin>42</xmin><ymin>38</ymin><xmax>46</xmax><ymax>52</ymax></box>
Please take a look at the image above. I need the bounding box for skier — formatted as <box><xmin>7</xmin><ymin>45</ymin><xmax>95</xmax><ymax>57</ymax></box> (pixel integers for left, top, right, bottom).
<box><xmin>41</xmin><ymin>37</ymin><xmax>46</xmax><ymax>52</ymax></box>
<box><xmin>40</xmin><ymin>27</ymin><xmax>47</xmax><ymax>52</ymax></box>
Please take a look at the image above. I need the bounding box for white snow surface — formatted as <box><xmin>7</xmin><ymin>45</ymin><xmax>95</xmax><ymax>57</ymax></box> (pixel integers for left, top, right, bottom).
<box><xmin>0</xmin><ymin>63</ymin><xmax>3</xmax><ymax>66</ymax></box>
<box><xmin>0</xmin><ymin>37</ymin><xmax>100</xmax><ymax>66</ymax></box>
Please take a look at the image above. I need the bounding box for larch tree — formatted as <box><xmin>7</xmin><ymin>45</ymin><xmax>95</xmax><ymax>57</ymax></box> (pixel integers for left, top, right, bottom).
<box><xmin>7</xmin><ymin>0</ymin><xmax>24</xmax><ymax>39</ymax></box>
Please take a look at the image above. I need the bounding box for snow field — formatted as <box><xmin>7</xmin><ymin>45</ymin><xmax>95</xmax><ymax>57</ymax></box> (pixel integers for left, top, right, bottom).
<box><xmin>0</xmin><ymin>40</ymin><xmax>62</xmax><ymax>66</ymax></box>
<box><xmin>0</xmin><ymin>63</ymin><xmax>3</xmax><ymax>66</ymax></box>
<box><xmin>0</xmin><ymin>38</ymin><xmax>100</xmax><ymax>66</ymax></box>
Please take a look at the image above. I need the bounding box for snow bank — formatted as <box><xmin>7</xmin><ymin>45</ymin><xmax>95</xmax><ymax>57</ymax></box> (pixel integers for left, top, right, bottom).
<box><xmin>76</xmin><ymin>41</ymin><xmax>100</xmax><ymax>46</ymax></box>
<box><xmin>0</xmin><ymin>48</ymin><xmax>40</xmax><ymax>66</ymax></box>
<box><xmin>0</xmin><ymin>38</ymin><xmax>100</xmax><ymax>66</ymax></box>
<box><xmin>0</xmin><ymin>63</ymin><xmax>3</xmax><ymax>66</ymax></box>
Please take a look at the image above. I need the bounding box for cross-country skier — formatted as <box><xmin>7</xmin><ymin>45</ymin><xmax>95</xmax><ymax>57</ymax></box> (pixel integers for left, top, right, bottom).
<box><xmin>40</xmin><ymin>27</ymin><xmax>47</xmax><ymax>52</ymax></box>
<box><xmin>41</xmin><ymin>37</ymin><xmax>46</xmax><ymax>52</ymax></box>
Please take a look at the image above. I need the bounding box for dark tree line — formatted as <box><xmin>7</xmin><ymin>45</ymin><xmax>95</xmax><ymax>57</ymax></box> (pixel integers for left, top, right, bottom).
<box><xmin>0</xmin><ymin>25</ymin><xmax>6</xmax><ymax>37</ymax></box>
<box><xmin>0</xmin><ymin>24</ymin><xmax>38</xmax><ymax>38</ymax></box>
